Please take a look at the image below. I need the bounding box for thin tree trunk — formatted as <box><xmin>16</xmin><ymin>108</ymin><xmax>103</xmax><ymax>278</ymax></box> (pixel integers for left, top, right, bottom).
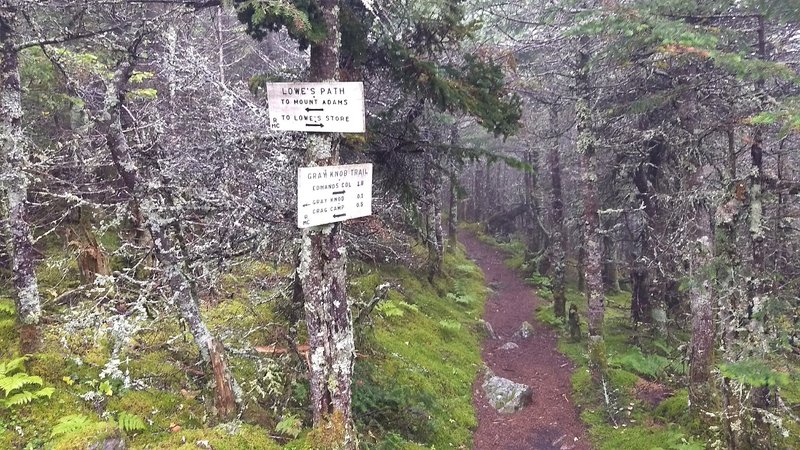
<box><xmin>448</xmin><ymin>175</ymin><xmax>458</xmax><ymax>249</ymax></box>
<box><xmin>472</xmin><ymin>165</ymin><xmax>481</xmax><ymax>222</ymax></box>
<box><xmin>548</xmin><ymin>106</ymin><xmax>567</xmax><ymax>320</ymax></box>
<box><xmin>102</xmin><ymin>55</ymin><xmax>238</xmax><ymax>421</ymax></box>
<box><xmin>746</xmin><ymin>15</ymin><xmax>773</xmax><ymax>448</ymax></box>
<box><xmin>300</xmin><ymin>1</ymin><xmax>357</xmax><ymax>446</ymax></box>
<box><xmin>715</xmin><ymin>130</ymin><xmax>747</xmax><ymax>450</ymax></box>
<box><xmin>1</xmin><ymin>3</ymin><xmax>43</xmax><ymax>353</ymax></box>
<box><xmin>575</xmin><ymin>32</ymin><xmax>606</xmax><ymax>380</ymax></box>
<box><xmin>601</xmin><ymin>223</ymin><xmax>620</xmax><ymax>294</ymax></box>
<box><xmin>686</xmin><ymin>165</ymin><xmax>716</xmax><ymax>416</ymax></box>
<box><xmin>423</xmin><ymin>151</ymin><xmax>444</xmax><ymax>280</ymax></box>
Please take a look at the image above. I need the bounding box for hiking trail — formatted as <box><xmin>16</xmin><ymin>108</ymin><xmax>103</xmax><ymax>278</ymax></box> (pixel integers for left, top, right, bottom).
<box><xmin>461</xmin><ymin>231</ymin><xmax>592</xmax><ymax>450</ymax></box>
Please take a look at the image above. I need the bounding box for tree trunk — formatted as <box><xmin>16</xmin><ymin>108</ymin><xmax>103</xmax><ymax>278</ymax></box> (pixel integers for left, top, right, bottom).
<box><xmin>686</xmin><ymin>165</ymin><xmax>716</xmax><ymax>416</ymax></box>
<box><xmin>424</xmin><ymin>150</ymin><xmax>444</xmax><ymax>280</ymax></box>
<box><xmin>715</xmin><ymin>180</ymin><xmax>747</xmax><ymax>450</ymax></box>
<box><xmin>746</xmin><ymin>15</ymin><xmax>773</xmax><ymax>448</ymax></box>
<box><xmin>101</xmin><ymin>55</ymin><xmax>238</xmax><ymax>421</ymax></box>
<box><xmin>601</xmin><ymin>224</ymin><xmax>620</xmax><ymax>294</ymax></box>
<box><xmin>631</xmin><ymin>136</ymin><xmax>667</xmax><ymax>326</ymax></box>
<box><xmin>575</xmin><ymin>33</ymin><xmax>606</xmax><ymax>380</ymax></box>
<box><xmin>0</xmin><ymin>3</ymin><xmax>43</xmax><ymax>353</ymax></box>
<box><xmin>547</xmin><ymin>106</ymin><xmax>567</xmax><ymax>320</ymax></box>
<box><xmin>447</xmin><ymin>124</ymin><xmax>458</xmax><ymax>249</ymax></box>
<box><xmin>301</xmin><ymin>1</ymin><xmax>357</xmax><ymax>447</ymax></box>
<box><xmin>448</xmin><ymin>175</ymin><xmax>458</xmax><ymax>249</ymax></box>
<box><xmin>471</xmin><ymin>165</ymin><xmax>481</xmax><ymax>222</ymax></box>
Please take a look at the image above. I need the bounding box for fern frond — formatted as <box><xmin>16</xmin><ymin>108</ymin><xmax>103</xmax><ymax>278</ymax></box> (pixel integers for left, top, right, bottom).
<box><xmin>0</xmin><ymin>373</ymin><xmax>43</xmax><ymax>396</ymax></box>
<box><xmin>0</xmin><ymin>302</ymin><xmax>14</xmax><ymax>317</ymax></box>
<box><xmin>35</xmin><ymin>387</ymin><xmax>55</xmax><ymax>399</ymax></box>
<box><xmin>3</xmin><ymin>390</ymin><xmax>35</xmax><ymax>407</ymax></box>
<box><xmin>0</xmin><ymin>356</ymin><xmax>28</xmax><ymax>377</ymax></box>
<box><xmin>117</xmin><ymin>411</ymin><xmax>146</xmax><ymax>432</ymax></box>
<box><xmin>51</xmin><ymin>414</ymin><xmax>95</xmax><ymax>437</ymax></box>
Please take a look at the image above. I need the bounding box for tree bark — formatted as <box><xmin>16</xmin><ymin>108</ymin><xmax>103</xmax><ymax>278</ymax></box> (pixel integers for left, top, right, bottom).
<box><xmin>423</xmin><ymin>149</ymin><xmax>444</xmax><ymax>280</ymax></box>
<box><xmin>447</xmin><ymin>124</ymin><xmax>458</xmax><ymax>249</ymax></box>
<box><xmin>101</xmin><ymin>54</ymin><xmax>238</xmax><ymax>421</ymax></box>
<box><xmin>575</xmin><ymin>32</ymin><xmax>606</xmax><ymax>379</ymax></box>
<box><xmin>0</xmin><ymin>2</ymin><xmax>43</xmax><ymax>353</ymax></box>
<box><xmin>715</xmin><ymin>181</ymin><xmax>747</xmax><ymax>450</ymax></box>
<box><xmin>686</xmin><ymin>165</ymin><xmax>716</xmax><ymax>416</ymax></box>
<box><xmin>745</xmin><ymin>15</ymin><xmax>773</xmax><ymax>448</ymax></box>
<box><xmin>448</xmin><ymin>175</ymin><xmax>458</xmax><ymax>249</ymax></box>
<box><xmin>547</xmin><ymin>107</ymin><xmax>567</xmax><ymax>320</ymax></box>
<box><xmin>301</xmin><ymin>1</ymin><xmax>357</xmax><ymax>447</ymax></box>
<box><xmin>601</xmin><ymin>223</ymin><xmax>620</xmax><ymax>294</ymax></box>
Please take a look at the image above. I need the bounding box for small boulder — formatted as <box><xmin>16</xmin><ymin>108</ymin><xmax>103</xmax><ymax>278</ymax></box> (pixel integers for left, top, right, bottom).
<box><xmin>497</xmin><ymin>342</ymin><xmax>519</xmax><ymax>351</ymax></box>
<box><xmin>482</xmin><ymin>371</ymin><xmax>533</xmax><ymax>414</ymax></box>
<box><xmin>480</xmin><ymin>319</ymin><xmax>499</xmax><ymax>339</ymax></box>
<box><xmin>513</xmin><ymin>321</ymin><xmax>534</xmax><ymax>339</ymax></box>
<box><xmin>89</xmin><ymin>437</ymin><xmax>126</xmax><ymax>450</ymax></box>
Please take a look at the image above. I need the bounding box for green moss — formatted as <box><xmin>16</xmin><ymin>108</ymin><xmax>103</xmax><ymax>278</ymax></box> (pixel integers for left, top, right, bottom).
<box><xmin>551</xmin><ymin>284</ymin><xmax>708</xmax><ymax>449</ymax></box>
<box><xmin>21</xmin><ymin>389</ymin><xmax>92</xmax><ymax>446</ymax></box>
<box><xmin>608</xmin><ymin>368</ymin><xmax>639</xmax><ymax>391</ymax></box>
<box><xmin>350</xmin><ymin>247</ymin><xmax>486</xmax><ymax>448</ymax></box>
<box><xmin>589</xmin><ymin>424</ymin><xmax>703</xmax><ymax>450</ymax></box>
<box><xmin>125</xmin><ymin>350</ymin><xmax>185</xmax><ymax>388</ymax></box>
<box><xmin>28</xmin><ymin>350</ymin><xmax>69</xmax><ymax>381</ymax></box>
<box><xmin>654</xmin><ymin>390</ymin><xmax>690</xmax><ymax>424</ymax></box>
<box><xmin>0</xmin><ymin>314</ymin><xmax>16</xmax><ymax>360</ymax></box>
<box><xmin>51</xmin><ymin>421</ymin><xmax>120</xmax><ymax>450</ymax></box>
<box><xmin>132</xmin><ymin>423</ymin><xmax>280</xmax><ymax>450</ymax></box>
<box><xmin>0</xmin><ymin>429</ymin><xmax>12</xmax><ymax>448</ymax></box>
<box><xmin>205</xmin><ymin>298</ymin><xmax>275</xmax><ymax>344</ymax></box>
<box><xmin>107</xmin><ymin>389</ymin><xmax>204</xmax><ymax>432</ymax></box>
<box><xmin>36</xmin><ymin>235</ymin><xmax>82</xmax><ymax>295</ymax></box>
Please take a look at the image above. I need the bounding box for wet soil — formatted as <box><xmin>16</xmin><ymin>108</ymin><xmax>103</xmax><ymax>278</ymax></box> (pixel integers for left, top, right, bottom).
<box><xmin>461</xmin><ymin>231</ymin><xmax>592</xmax><ymax>450</ymax></box>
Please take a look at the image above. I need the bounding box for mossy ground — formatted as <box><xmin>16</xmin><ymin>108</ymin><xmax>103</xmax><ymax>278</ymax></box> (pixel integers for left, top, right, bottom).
<box><xmin>463</xmin><ymin>225</ymin><xmax>708</xmax><ymax>450</ymax></box>
<box><xmin>540</xmin><ymin>288</ymin><xmax>706</xmax><ymax>449</ymax></box>
<box><xmin>1</xmin><ymin>231</ymin><xmax>487</xmax><ymax>449</ymax></box>
<box><xmin>348</xmin><ymin>243</ymin><xmax>487</xmax><ymax>449</ymax></box>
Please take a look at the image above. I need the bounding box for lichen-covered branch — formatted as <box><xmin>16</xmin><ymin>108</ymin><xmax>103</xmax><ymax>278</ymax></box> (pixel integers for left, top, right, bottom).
<box><xmin>0</xmin><ymin>1</ymin><xmax>42</xmax><ymax>353</ymax></box>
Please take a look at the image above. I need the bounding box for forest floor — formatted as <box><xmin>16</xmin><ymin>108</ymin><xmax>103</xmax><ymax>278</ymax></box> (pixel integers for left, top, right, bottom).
<box><xmin>460</xmin><ymin>231</ymin><xmax>592</xmax><ymax>450</ymax></box>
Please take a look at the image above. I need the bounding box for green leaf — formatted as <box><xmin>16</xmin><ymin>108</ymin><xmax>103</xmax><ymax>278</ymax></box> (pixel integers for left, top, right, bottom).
<box><xmin>51</xmin><ymin>414</ymin><xmax>96</xmax><ymax>437</ymax></box>
<box><xmin>0</xmin><ymin>373</ymin><xmax>42</xmax><ymax>396</ymax></box>
<box><xmin>0</xmin><ymin>302</ymin><xmax>14</xmax><ymax>317</ymax></box>
<box><xmin>438</xmin><ymin>319</ymin><xmax>462</xmax><ymax>332</ymax></box>
<box><xmin>0</xmin><ymin>356</ymin><xmax>28</xmax><ymax>377</ymax></box>
<box><xmin>719</xmin><ymin>359</ymin><xmax>790</xmax><ymax>388</ymax></box>
<box><xmin>117</xmin><ymin>412</ymin><xmax>146</xmax><ymax>432</ymax></box>
<box><xmin>127</xmin><ymin>88</ymin><xmax>158</xmax><ymax>100</ymax></box>
<box><xmin>376</xmin><ymin>300</ymin><xmax>405</xmax><ymax>318</ymax></box>
<box><xmin>129</xmin><ymin>71</ymin><xmax>154</xmax><ymax>84</ymax></box>
<box><xmin>610</xmin><ymin>349</ymin><xmax>670</xmax><ymax>379</ymax></box>
<box><xmin>98</xmin><ymin>380</ymin><xmax>113</xmax><ymax>397</ymax></box>
<box><xmin>34</xmin><ymin>387</ymin><xmax>55</xmax><ymax>399</ymax></box>
<box><xmin>275</xmin><ymin>413</ymin><xmax>303</xmax><ymax>438</ymax></box>
<box><xmin>3</xmin><ymin>391</ymin><xmax>35</xmax><ymax>407</ymax></box>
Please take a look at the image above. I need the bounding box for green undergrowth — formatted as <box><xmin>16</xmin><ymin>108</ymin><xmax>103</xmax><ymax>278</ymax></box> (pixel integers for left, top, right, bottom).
<box><xmin>462</xmin><ymin>223</ymin><xmax>528</xmax><ymax>272</ymax></box>
<box><xmin>540</xmin><ymin>288</ymin><xmax>704</xmax><ymax>449</ymax></box>
<box><xmin>1</xmin><ymin>229</ymin><xmax>488</xmax><ymax>449</ymax></box>
<box><xmin>472</xmin><ymin>229</ymin><xmax>704</xmax><ymax>449</ymax></box>
<box><xmin>349</xmin><ymin>244</ymin><xmax>487</xmax><ymax>448</ymax></box>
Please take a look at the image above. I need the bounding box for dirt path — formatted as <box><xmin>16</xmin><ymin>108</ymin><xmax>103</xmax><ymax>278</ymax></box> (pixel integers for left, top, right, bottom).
<box><xmin>461</xmin><ymin>231</ymin><xmax>592</xmax><ymax>450</ymax></box>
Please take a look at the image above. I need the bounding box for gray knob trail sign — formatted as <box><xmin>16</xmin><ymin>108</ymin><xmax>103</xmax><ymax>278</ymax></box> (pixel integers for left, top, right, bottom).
<box><xmin>297</xmin><ymin>163</ymin><xmax>373</xmax><ymax>228</ymax></box>
<box><xmin>267</xmin><ymin>82</ymin><xmax>365</xmax><ymax>133</ymax></box>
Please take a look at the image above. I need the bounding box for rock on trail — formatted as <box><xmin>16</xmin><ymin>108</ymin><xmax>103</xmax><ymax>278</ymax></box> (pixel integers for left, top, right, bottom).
<box><xmin>461</xmin><ymin>231</ymin><xmax>591</xmax><ymax>450</ymax></box>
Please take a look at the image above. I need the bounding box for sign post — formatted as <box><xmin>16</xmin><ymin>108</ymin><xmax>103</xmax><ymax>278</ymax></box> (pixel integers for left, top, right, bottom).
<box><xmin>267</xmin><ymin>81</ymin><xmax>371</xmax><ymax>229</ymax></box>
<box><xmin>297</xmin><ymin>163</ymin><xmax>373</xmax><ymax>228</ymax></box>
<box><xmin>267</xmin><ymin>82</ymin><xmax>365</xmax><ymax>133</ymax></box>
